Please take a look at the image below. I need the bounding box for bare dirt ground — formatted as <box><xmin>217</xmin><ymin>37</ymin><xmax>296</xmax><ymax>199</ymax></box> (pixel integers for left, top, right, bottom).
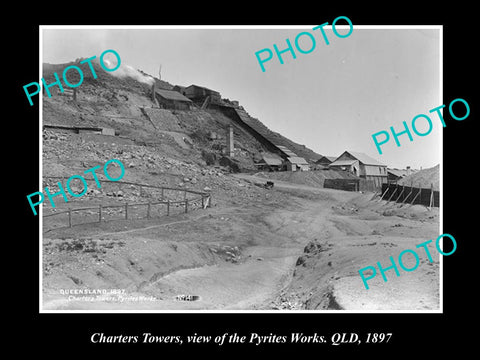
<box><xmin>42</xmin><ymin>174</ymin><xmax>440</xmax><ymax>311</ymax></box>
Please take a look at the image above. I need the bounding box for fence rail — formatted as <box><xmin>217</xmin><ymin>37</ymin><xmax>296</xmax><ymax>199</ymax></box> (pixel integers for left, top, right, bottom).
<box><xmin>42</xmin><ymin>182</ymin><xmax>211</xmax><ymax>230</ymax></box>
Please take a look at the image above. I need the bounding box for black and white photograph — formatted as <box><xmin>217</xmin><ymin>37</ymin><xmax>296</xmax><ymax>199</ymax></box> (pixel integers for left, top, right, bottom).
<box><xmin>10</xmin><ymin>6</ymin><xmax>476</xmax><ymax>353</ymax></box>
<box><xmin>37</xmin><ymin>25</ymin><xmax>443</xmax><ymax>312</ymax></box>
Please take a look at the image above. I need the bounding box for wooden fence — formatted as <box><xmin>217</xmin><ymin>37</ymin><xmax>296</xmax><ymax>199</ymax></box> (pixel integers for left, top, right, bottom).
<box><xmin>42</xmin><ymin>179</ymin><xmax>211</xmax><ymax>230</ymax></box>
<box><xmin>324</xmin><ymin>178</ymin><xmax>378</xmax><ymax>192</ymax></box>
<box><xmin>378</xmin><ymin>183</ymin><xmax>439</xmax><ymax>207</ymax></box>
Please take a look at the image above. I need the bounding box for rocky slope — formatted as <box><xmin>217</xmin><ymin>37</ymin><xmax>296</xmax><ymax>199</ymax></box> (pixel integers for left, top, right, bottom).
<box><xmin>42</xmin><ymin>60</ymin><xmax>322</xmax><ymax>176</ymax></box>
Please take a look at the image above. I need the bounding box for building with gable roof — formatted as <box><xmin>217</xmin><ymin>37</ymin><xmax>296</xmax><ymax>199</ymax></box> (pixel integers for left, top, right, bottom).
<box><xmin>154</xmin><ymin>88</ymin><xmax>193</xmax><ymax>110</ymax></box>
<box><xmin>329</xmin><ymin>151</ymin><xmax>387</xmax><ymax>187</ymax></box>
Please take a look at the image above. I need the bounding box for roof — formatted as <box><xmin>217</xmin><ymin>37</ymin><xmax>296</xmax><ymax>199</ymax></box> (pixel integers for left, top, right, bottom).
<box><xmin>275</xmin><ymin>145</ymin><xmax>298</xmax><ymax>157</ymax></box>
<box><xmin>387</xmin><ymin>168</ymin><xmax>416</xmax><ymax>177</ymax></box>
<box><xmin>155</xmin><ymin>88</ymin><xmax>192</xmax><ymax>102</ymax></box>
<box><xmin>186</xmin><ymin>84</ymin><xmax>220</xmax><ymax>95</ymax></box>
<box><xmin>287</xmin><ymin>156</ymin><xmax>309</xmax><ymax>165</ymax></box>
<box><xmin>315</xmin><ymin>155</ymin><xmax>337</xmax><ymax>164</ymax></box>
<box><xmin>173</xmin><ymin>85</ymin><xmax>186</xmax><ymax>91</ymax></box>
<box><xmin>330</xmin><ymin>159</ymin><xmax>358</xmax><ymax>167</ymax></box>
<box><xmin>232</xmin><ymin>109</ymin><xmax>303</xmax><ymax>158</ymax></box>
<box><xmin>231</xmin><ymin>109</ymin><xmax>318</xmax><ymax>161</ymax></box>
<box><xmin>345</xmin><ymin>151</ymin><xmax>386</xmax><ymax>166</ymax></box>
<box><xmin>261</xmin><ymin>155</ymin><xmax>283</xmax><ymax>166</ymax></box>
<box><xmin>387</xmin><ymin>169</ymin><xmax>406</xmax><ymax>177</ymax></box>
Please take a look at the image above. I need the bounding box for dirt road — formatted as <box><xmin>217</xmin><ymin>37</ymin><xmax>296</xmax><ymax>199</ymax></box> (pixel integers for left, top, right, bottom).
<box><xmin>42</xmin><ymin>174</ymin><xmax>439</xmax><ymax>311</ymax></box>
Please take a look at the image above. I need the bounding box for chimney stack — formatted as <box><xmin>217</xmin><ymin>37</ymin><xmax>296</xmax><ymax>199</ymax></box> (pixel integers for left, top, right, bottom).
<box><xmin>151</xmin><ymin>81</ymin><xmax>156</xmax><ymax>102</ymax></box>
<box><xmin>406</xmin><ymin>166</ymin><xmax>411</xmax><ymax>176</ymax></box>
<box><xmin>226</xmin><ymin>125</ymin><xmax>234</xmax><ymax>157</ymax></box>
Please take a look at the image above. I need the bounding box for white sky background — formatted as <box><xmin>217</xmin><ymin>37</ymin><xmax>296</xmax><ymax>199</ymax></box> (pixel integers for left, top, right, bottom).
<box><xmin>42</xmin><ymin>26</ymin><xmax>441</xmax><ymax>169</ymax></box>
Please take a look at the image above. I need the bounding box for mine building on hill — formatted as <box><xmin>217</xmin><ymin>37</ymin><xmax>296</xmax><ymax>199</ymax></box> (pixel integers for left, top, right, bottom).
<box><xmin>273</xmin><ymin>145</ymin><xmax>308</xmax><ymax>171</ymax></box>
<box><xmin>183</xmin><ymin>84</ymin><xmax>222</xmax><ymax>105</ymax></box>
<box><xmin>170</xmin><ymin>81</ymin><xmax>311</xmax><ymax>172</ymax></box>
<box><xmin>172</xmin><ymin>85</ymin><xmax>186</xmax><ymax>94</ymax></box>
<box><xmin>286</xmin><ymin>156</ymin><xmax>310</xmax><ymax>171</ymax></box>
<box><xmin>218</xmin><ymin>107</ymin><xmax>310</xmax><ymax>171</ymax></box>
<box><xmin>329</xmin><ymin>151</ymin><xmax>387</xmax><ymax>187</ymax></box>
<box><xmin>154</xmin><ymin>88</ymin><xmax>193</xmax><ymax>110</ymax></box>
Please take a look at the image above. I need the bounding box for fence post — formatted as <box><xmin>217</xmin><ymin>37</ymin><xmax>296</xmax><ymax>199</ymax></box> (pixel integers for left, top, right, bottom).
<box><xmin>125</xmin><ymin>203</ymin><xmax>128</xmax><ymax>220</ymax></box>
<box><xmin>161</xmin><ymin>187</ymin><xmax>164</xmax><ymax>199</ymax></box>
<box><xmin>409</xmin><ymin>185</ymin><xmax>422</xmax><ymax>206</ymax></box>
<box><xmin>184</xmin><ymin>189</ymin><xmax>187</xmax><ymax>200</ymax></box>
<box><xmin>185</xmin><ymin>199</ymin><xmax>188</xmax><ymax>213</ymax></box>
<box><xmin>396</xmin><ymin>185</ymin><xmax>406</xmax><ymax>203</ymax></box>
<box><xmin>379</xmin><ymin>184</ymin><xmax>390</xmax><ymax>201</ymax></box>
<box><xmin>99</xmin><ymin>204</ymin><xmax>102</xmax><ymax>223</ymax></box>
<box><xmin>147</xmin><ymin>202</ymin><xmax>151</xmax><ymax>219</ymax></box>
<box><xmin>167</xmin><ymin>200</ymin><xmax>170</xmax><ymax>216</ymax></box>
<box><xmin>401</xmin><ymin>182</ymin><xmax>414</xmax><ymax>205</ymax></box>
<box><xmin>68</xmin><ymin>208</ymin><xmax>72</xmax><ymax>227</ymax></box>
<box><xmin>386</xmin><ymin>186</ymin><xmax>398</xmax><ymax>202</ymax></box>
<box><xmin>201</xmin><ymin>195</ymin><xmax>204</xmax><ymax>208</ymax></box>
<box><xmin>429</xmin><ymin>183</ymin><xmax>434</xmax><ymax>208</ymax></box>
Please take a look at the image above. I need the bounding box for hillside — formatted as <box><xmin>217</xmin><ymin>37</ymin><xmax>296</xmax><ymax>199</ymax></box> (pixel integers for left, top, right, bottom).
<box><xmin>42</xmin><ymin>60</ymin><xmax>322</xmax><ymax>172</ymax></box>
<box><xmin>241</xmin><ymin>115</ymin><xmax>323</xmax><ymax>162</ymax></box>
<box><xmin>397</xmin><ymin>164</ymin><xmax>440</xmax><ymax>190</ymax></box>
<box><xmin>41</xmin><ymin>59</ymin><xmax>333</xmax><ymax>224</ymax></box>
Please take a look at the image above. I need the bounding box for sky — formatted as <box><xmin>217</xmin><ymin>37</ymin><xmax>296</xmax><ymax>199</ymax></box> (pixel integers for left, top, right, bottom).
<box><xmin>41</xmin><ymin>26</ymin><xmax>441</xmax><ymax>169</ymax></box>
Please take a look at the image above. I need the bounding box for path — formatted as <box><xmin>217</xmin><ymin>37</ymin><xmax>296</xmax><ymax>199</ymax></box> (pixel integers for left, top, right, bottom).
<box><xmin>43</xmin><ymin>183</ymin><xmax>347</xmax><ymax>311</ymax></box>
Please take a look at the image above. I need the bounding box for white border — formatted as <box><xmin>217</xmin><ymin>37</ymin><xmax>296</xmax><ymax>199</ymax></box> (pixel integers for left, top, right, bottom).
<box><xmin>39</xmin><ymin>24</ymin><xmax>443</xmax><ymax>314</ymax></box>
<box><xmin>438</xmin><ymin>26</ymin><xmax>444</xmax><ymax>313</ymax></box>
<box><xmin>39</xmin><ymin>27</ymin><xmax>44</xmax><ymax>314</ymax></box>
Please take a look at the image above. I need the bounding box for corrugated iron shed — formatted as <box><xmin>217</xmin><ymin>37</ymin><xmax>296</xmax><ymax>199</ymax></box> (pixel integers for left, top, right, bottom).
<box><xmin>287</xmin><ymin>156</ymin><xmax>309</xmax><ymax>165</ymax></box>
<box><xmin>262</xmin><ymin>155</ymin><xmax>283</xmax><ymax>166</ymax></box>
